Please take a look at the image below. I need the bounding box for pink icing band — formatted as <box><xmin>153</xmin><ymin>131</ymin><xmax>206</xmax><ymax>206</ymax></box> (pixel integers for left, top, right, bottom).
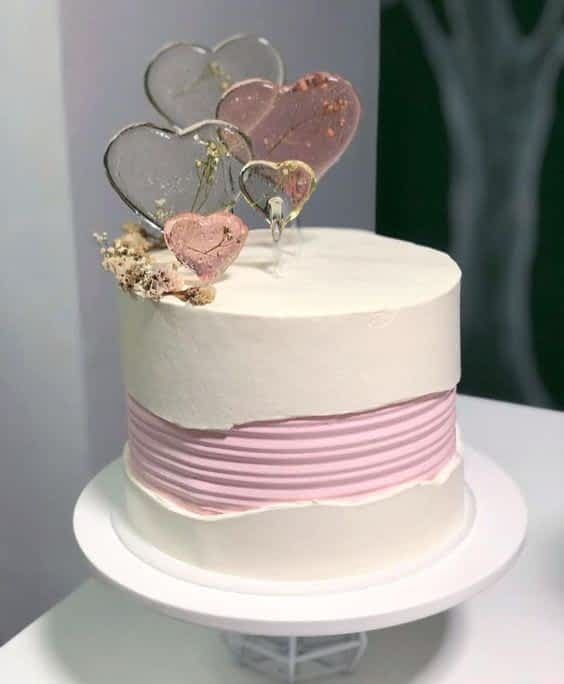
<box><xmin>127</xmin><ymin>391</ymin><xmax>457</xmax><ymax>516</ymax></box>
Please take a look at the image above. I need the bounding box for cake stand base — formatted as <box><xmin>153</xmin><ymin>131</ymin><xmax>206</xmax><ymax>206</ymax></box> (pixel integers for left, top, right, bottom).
<box><xmin>224</xmin><ymin>632</ymin><xmax>367</xmax><ymax>683</ymax></box>
<box><xmin>73</xmin><ymin>446</ymin><xmax>526</xmax><ymax>680</ymax></box>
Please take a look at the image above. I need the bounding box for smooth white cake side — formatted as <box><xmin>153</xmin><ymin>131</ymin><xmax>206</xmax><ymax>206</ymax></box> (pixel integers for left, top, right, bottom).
<box><xmin>119</xmin><ymin>228</ymin><xmax>461</xmax><ymax>430</ymax></box>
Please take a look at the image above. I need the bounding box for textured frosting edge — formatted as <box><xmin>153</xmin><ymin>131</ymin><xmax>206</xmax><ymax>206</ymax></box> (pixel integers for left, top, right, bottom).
<box><xmin>126</xmin><ymin>389</ymin><xmax>459</xmax><ymax>515</ymax></box>
<box><xmin>123</xmin><ymin>446</ymin><xmax>462</xmax><ymax>522</ymax></box>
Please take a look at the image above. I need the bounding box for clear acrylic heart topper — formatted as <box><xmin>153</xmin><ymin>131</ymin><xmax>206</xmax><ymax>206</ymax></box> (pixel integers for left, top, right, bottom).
<box><xmin>239</xmin><ymin>159</ymin><xmax>317</xmax><ymax>275</ymax></box>
<box><xmin>104</xmin><ymin>119</ymin><xmax>252</xmax><ymax>234</ymax></box>
<box><xmin>239</xmin><ymin>160</ymin><xmax>316</xmax><ymax>241</ymax></box>
<box><xmin>145</xmin><ymin>34</ymin><xmax>285</xmax><ymax>128</ymax></box>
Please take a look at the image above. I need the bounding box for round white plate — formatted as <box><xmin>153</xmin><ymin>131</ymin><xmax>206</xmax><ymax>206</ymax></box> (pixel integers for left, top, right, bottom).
<box><xmin>74</xmin><ymin>447</ymin><xmax>526</xmax><ymax>636</ymax></box>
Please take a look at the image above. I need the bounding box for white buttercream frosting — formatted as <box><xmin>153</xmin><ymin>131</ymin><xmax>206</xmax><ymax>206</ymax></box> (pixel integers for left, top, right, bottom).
<box><xmin>119</xmin><ymin>228</ymin><xmax>461</xmax><ymax>430</ymax></box>
<box><xmin>123</xmin><ymin>450</ymin><xmax>465</xmax><ymax>581</ymax></box>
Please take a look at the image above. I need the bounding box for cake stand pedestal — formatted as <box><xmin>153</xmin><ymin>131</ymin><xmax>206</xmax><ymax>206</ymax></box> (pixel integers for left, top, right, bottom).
<box><xmin>73</xmin><ymin>447</ymin><xmax>526</xmax><ymax>682</ymax></box>
<box><xmin>224</xmin><ymin>631</ymin><xmax>368</xmax><ymax>682</ymax></box>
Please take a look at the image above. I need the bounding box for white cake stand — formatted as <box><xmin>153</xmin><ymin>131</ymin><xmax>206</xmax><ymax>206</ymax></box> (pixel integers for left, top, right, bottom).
<box><xmin>74</xmin><ymin>446</ymin><xmax>526</xmax><ymax>682</ymax></box>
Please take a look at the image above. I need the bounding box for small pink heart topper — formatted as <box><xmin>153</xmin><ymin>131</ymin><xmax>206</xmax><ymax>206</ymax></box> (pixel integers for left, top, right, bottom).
<box><xmin>217</xmin><ymin>72</ymin><xmax>361</xmax><ymax>179</ymax></box>
<box><xmin>164</xmin><ymin>211</ymin><xmax>248</xmax><ymax>283</ymax></box>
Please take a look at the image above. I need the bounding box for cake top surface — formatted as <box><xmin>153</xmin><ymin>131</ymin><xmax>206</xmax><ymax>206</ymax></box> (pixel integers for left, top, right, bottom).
<box><xmin>152</xmin><ymin>227</ymin><xmax>460</xmax><ymax>317</ymax></box>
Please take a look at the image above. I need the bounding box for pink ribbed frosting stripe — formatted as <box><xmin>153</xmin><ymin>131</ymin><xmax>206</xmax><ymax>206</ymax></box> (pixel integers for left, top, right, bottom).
<box><xmin>127</xmin><ymin>390</ymin><xmax>457</xmax><ymax>515</ymax></box>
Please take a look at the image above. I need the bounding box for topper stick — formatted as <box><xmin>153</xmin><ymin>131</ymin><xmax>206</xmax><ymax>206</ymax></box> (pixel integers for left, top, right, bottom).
<box><xmin>267</xmin><ymin>196</ymin><xmax>285</xmax><ymax>242</ymax></box>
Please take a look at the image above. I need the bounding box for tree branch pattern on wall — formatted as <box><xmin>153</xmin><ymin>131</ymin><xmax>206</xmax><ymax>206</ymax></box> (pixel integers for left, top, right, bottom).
<box><xmin>384</xmin><ymin>0</ymin><xmax>564</xmax><ymax>406</ymax></box>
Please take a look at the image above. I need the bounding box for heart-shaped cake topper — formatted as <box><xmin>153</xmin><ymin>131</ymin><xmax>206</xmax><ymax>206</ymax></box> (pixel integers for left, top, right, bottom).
<box><xmin>217</xmin><ymin>72</ymin><xmax>361</xmax><ymax>180</ymax></box>
<box><xmin>145</xmin><ymin>34</ymin><xmax>285</xmax><ymax>128</ymax></box>
<box><xmin>164</xmin><ymin>211</ymin><xmax>248</xmax><ymax>282</ymax></box>
<box><xmin>239</xmin><ymin>160</ymin><xmax>316</xmax><ymax>240</ymax></box>
<box><xmin>104</xmin><ymin>119</ymin><xmax>252</xmax><ymax>233</ymax></box>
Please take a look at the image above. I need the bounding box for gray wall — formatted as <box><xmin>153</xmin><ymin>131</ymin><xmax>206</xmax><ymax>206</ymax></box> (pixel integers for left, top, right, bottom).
<box><xmin>0</xmin><ymin>2</ymin><xmax>90</xmax><ymax>643</ymax></box>
<box><xmin>0</xmin><ymin>0</ymin><xmax>379</xmax><ymax>642</ymax></box>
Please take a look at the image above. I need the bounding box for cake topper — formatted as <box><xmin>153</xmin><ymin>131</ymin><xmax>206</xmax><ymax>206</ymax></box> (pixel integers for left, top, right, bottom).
<box><xmin>163</xmin><ymin>211</ymin><xmax>248</xmax><ymax>282</ymax></box>
<box><xmin>145</xmin><ymin>34</ymin><xmax>284</xmax><ymax>128</ymax></box>
<box><xmin>217</xmin><ymin>72</ymin><xmax>361</xmax><ymax>179</ymax></box>
<box><xmin>104</xmin><ymin>119</ymin><xmax>252</xmax><ymax>235</ymax></box>
<box><xmin>99</xmin><ymin>37</ymin><xmax>363</xmax><ymax>303</ymax></box>
<box><xmin>239</xmin><ymin>160</ymin><xmax>316</xmax><ymax>241</ymax></box>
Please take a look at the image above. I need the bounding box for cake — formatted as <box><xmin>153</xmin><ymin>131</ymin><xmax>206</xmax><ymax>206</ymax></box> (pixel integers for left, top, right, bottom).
<box><xmin>118</xmin><ymin>228</ymin><xmax>464</xmax><ymax>581</ymax></box>
<box><xmin>97</xmin><ymin>37</ymin><xmax>465</xmax><ymax>583</ymax></box>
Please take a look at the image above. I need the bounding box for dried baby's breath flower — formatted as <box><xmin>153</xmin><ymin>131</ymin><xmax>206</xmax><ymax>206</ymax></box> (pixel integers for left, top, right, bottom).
<box><xmin>99</xmin><ymin>241</ymin><xmax>148</xmax><ymax>282</ymax></box>
<box><xmin>93</xmin><ymin>231</ymin><xmax>109</xmax><ymax>247</ymax></box>
<box><xmin>139</xmin><ymin>264</ymin><xmax>185</xmax><ymax>301</ymax></box>
<box><xmin>93</xmin><ymin>229</ymin><xmax>187</xmax><ymax>301</ymax></box>
<box><xmin>118</xmin><ymin>222</ymin><xmax>164</xmax><ymax>251</ymax></box>
<box><xmin>120</xmin><ymin>261</ymin><xmax>148</xmax><ymax>290</ymax></box>
<box><xmin>175</xmin><ymin>285</ymin><xmax>216</xmax><ymax>306</ymax></box>
<box><xmin>154</xmin><ymin>206</ymin><xmax>175</xmax><ymax>225</ymax></box>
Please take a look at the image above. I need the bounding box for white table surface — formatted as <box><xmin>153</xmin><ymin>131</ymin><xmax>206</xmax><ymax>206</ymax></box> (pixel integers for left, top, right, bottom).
<box><xmin>1</xmin><ymin>395</ymin><xmax>562</xmax><ymax>683</ymax></box>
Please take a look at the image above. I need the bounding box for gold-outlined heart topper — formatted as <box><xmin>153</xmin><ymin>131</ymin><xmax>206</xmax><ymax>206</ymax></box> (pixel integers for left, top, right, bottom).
<box><xmin>104</xmin><ymin>119</ymin><xmax>252</xmax><ymax>234</ymax></box>
<box><xmin>145</xmin><ymin>34</ymin><xmax>285</xmax><ymax>129</ymax></box>
<box><xmin>239</xmin><ymin>160</ymin><xmax>317</xmax><ymax>242</ymax></box>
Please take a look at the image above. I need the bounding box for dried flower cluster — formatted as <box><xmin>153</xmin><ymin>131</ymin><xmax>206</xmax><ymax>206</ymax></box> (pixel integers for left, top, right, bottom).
<box><xmin>119</xmin><ymin>222</ymin><xmax>162</xmax><ymax>252</ymax></box>
<box><xmin>94</xmin><ymin>231</ymin><xmax>148</xmax><ymax>286</ymax></box>
<box><xmin>141</xmin><ymin>264</ymin><xmax>186</xmax><ymax>301</ymax></box>
<box><xmin>94</xmin><ymin>223</ymin><xmax>216</xmax><ymax>305</ymax></box>
<box><xmin>176</xmin><ymin>285</ymin><xmax>216</xmax><ymax>306</ymax></box>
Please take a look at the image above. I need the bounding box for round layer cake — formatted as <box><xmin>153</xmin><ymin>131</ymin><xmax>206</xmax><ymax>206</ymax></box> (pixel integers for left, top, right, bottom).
<box><xmin>119</xmin><ymin>227</ymin><xmax>463</xmax><ymax>581</ymax></box>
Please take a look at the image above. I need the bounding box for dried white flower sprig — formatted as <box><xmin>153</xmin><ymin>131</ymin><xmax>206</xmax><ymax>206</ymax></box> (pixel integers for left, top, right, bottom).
<box><xmin>93</xmin><ymin>223</ymin><xmax>215</xmax><ymax>305</ymax></box>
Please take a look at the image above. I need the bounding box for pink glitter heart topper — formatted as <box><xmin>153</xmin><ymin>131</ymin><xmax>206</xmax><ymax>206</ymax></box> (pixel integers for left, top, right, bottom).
<box><xmin>217</xmin><ymin>72</ymin><xmax>361</xmax><ymax>179</ymax></box>
<box><xmin>164</xmin><ymin>211</ymin><xmax>248</xmax><ymax>283</ymax></box>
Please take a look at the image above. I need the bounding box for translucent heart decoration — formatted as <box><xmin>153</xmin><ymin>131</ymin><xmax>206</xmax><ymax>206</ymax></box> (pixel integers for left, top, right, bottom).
<box><xmin>218</xmin><ymin>72</ymin><xmax>361</xmax><ymax>179</ymax></box>
<box><xmin>239</xmin><ymin>160</ymin><xmax>316</xmax><ymax>240</ymax></box>
<box><xmin>164</xmin><ymin>211</ymin><xmax>249</xmax><ymax>282</ymax></box>
<box><xmin>104</xmin><ymin>120</ymin><xmax>252</xmax><ymax>233</ymax></box>
<box><xmin>145</xmin><ymin>34</ymin><xmax>285</xmax><ymax>128</ymax></box>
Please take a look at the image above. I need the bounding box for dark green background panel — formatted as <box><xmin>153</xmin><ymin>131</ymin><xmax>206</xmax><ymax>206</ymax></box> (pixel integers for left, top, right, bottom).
<box><xmin>378</xmin><ymin>1</ymin><xmax>564</xmax><ymax>408</ymax></box>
